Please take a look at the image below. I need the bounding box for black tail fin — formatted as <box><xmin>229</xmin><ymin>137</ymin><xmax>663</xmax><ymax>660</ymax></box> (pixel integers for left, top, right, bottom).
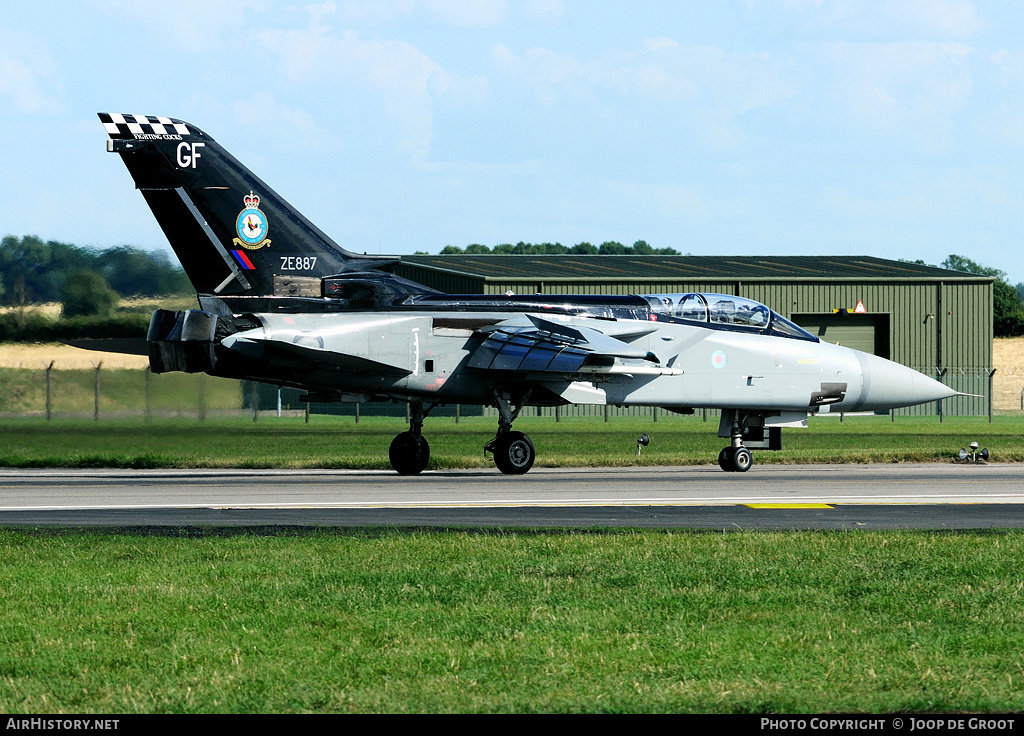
<box><xmin>99</xmin><ymin>113</ymin><xmax>397</xmax><ymax>297</ymax></box>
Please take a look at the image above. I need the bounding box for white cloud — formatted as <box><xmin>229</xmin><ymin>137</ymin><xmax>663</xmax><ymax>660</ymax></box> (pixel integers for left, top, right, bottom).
<box><xmin>897</xmin><ymin>0</ymin><xmax>986</xmax><ymax>38</ymax></box>
<box><xmin>89</xmin><ymin>0</ymin><xmax>265</xmax><ymax>52</ymax></box>
<box><xmin>522</xmin><ymin>0</ymin><xmax>565</xmax><ymax>23</ymax></box>
<box><xmin>491</xmin><ymin>43</ymin><xmax>587</xmax><ymax>96</ymax></box>
<box><xmin>332</xmin><ymin>0</ymin><xmax>417</xmax><ymax>25</ymax></box>
<box><xmin>230</xmin><ymin>91</ymin><xmax>334</xmax><ymax>147</ymax></box>
<box><xmin>991</xmin><ymin>49</ymin><xmax>1024</xmax><ymax>87</ymax></box>
<box><xmin>0</xmin><ymin>29</ymin><xmax>63</xmax><ymax>114</ymax></box>
<box><xmin>980</xmin><ymin>50</ymin><xmax>1024</xmax><ymax>146</ymax></box>
<box><xmin>491</xmin><ymin>39</ymin><xmax>796</xmax><ymax>147</ymax></box>
<box><xmin>976</xmin><ymin>101</ymin><xmax>1024</xmax><ymax>147</ymax></box>
<box><xmin>260</xmin><ymin>5</ymin><xmax>485</xmax><ymax>157</ymax></box>
<box><xmin>427</xmin><ymin>0</ymin><xmax>508</xmax><ymax>27</ymax></box>
<box><xmin>821</xmin><ymin>41</ymin><xmax>974</xmax><ymax>149</ymax></box>
<box><xmin>642</xmin><ymin>37</ymin><xmax>680</xmax><ymax>52</ymax></box>
<box><xmin>331</xmin><ymin>0</ymin><xmax>507</xmax><ymax>27</ymax></box>
<box><xmin>769</xmin><ymin>0</ymin><xmax>985</xmax><ymax>39</ymax></box>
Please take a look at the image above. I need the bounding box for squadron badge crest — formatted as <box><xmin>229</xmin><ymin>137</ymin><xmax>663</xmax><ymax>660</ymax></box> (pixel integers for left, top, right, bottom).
<box><xmin>234</xmin><ymin>191</ymin><xmax>271</xmax><ymax>249</ymax></box>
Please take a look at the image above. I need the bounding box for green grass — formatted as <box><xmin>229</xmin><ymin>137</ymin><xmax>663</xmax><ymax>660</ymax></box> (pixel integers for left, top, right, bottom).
<box><xmin>3</xmin><ymin>415</ymin><xmax>1022</xmax><ymax>713</ymax></box>
<box><xmin>2</xmin><ymin>529</ymin><xmax>1024</xmax><ymax>713</ymax></box>
<box><xmin>0</xmin><ymin>414</ymin><xmax>1022</xmax><ymax>468</ymax></box>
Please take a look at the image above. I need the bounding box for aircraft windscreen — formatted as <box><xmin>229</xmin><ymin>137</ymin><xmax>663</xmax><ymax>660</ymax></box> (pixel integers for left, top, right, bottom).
<box><xmin>769</xmin><ymin>313</ymin><xmax>818</xmax><ymax>341</ymax></box>
<box><xmin>643</xmin><ymin>293</ymin><xmax>818</xmax><ymax>342</ymax></box>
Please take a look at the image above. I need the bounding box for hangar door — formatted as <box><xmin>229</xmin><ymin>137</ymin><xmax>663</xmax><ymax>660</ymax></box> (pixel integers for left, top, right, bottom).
<box><xmin>792</xmin><ymin>313</ymin><xmax>890</xmax><ymax>358</ymax></box>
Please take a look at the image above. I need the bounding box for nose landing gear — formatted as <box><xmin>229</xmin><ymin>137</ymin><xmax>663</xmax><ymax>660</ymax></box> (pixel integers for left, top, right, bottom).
<box><xmin>718</xmin><ymin>445</ymin><xmax>752</xmax><ymax>473</ymax></box>
<box><xmin>718</xmin><ymin>412</ymin><xmax>753</xmax><ymax>472</ymax></box>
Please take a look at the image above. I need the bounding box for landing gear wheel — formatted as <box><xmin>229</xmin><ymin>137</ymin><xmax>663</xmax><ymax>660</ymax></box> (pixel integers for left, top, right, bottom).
<box><xmin>733</xmin><ymin>446</ymin><xmax>752</xmax><ymax>472</ymax></box>
<box><xmin>493</xmin><ymin>431</ymin><xmax>535</xmax><ymax>475</ymax></box>
<box><xmin>389</xmin><ymin>432</ymin><xmax>430</xmax><ymax>475</ymax></box>
<box><xmin>718</xmin><ymin>447</ymin><xmax>733</xmax><ymax>471</ymax></box>
<box><xmin>718</xmin><ymin>446</ymin><xmax>752</xmax><ymax>472</ymax></box>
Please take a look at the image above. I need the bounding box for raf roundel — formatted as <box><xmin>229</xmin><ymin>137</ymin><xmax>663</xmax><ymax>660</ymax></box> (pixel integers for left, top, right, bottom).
<box><xmin>711</xmin><ymin>350</ymin><xmax>727</xmax><ymax>369</ymax></box>
<box><xmin>233</xmin><ymin>191</ymin><xmax>271</xmax><ymax>250</ymax></box>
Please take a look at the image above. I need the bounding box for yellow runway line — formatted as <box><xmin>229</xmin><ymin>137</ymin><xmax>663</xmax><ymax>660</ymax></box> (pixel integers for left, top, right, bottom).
<box><xmin>745</xmin><ymin>503</ymin><xmax>834</xmax><ymax>509</ymax></box>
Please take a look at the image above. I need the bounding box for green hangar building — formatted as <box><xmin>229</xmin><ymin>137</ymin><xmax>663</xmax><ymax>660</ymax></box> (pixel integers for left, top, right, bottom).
<box><xmin>397</xmin><ymin>255</ymin><xmax>994</xmax><ymax>416</ymax></box>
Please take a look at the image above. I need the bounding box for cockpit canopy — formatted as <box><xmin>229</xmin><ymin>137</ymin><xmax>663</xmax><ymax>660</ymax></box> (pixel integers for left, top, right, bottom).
<box><xmin>643</xmin><ymin>293</ymin><xmax>818</xmax><ymax>342</ymax></box>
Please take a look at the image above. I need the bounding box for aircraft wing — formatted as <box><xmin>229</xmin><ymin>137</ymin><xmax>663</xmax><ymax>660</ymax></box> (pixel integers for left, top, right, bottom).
<box><xmin>467</xmin><ymin>315</ymin><xmax>677</xmax><ymax>375</ymax></box>
<box><xmin>225</xmin><ymin>335</ymin><xmax>414</xmax><ymax>376</ymax></box>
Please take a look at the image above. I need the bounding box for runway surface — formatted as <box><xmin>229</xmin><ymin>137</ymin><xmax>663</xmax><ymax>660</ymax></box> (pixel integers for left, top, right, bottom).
<box><xmin>1</xmin><ymin>463</ymin><xmax>1022</xmax><ymax>530</ymax></box>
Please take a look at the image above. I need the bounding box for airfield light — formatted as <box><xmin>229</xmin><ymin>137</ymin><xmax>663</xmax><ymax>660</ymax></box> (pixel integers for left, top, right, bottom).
<box><xmin>637</xmin><ymin>434</ymin><xmax>650</xmax><ymax>457</ymax></box>
<box><xmin>958</xmin><ymin>442</ymin><xmax>989</xmax><ymax>463</ymax></box>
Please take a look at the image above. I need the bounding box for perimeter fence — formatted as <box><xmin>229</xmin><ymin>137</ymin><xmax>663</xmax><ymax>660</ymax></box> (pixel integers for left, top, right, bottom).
<box><xmin>0</xmin><ymin>364</ymin><xmax>1017</xmax><ymax>421</ymax></box>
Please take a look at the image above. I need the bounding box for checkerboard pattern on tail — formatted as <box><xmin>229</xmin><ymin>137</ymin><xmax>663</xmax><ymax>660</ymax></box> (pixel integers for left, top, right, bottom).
<box><xmin>99</xmin><ymin>113</ymin><xmax>191</xmax><ymax>138</ymax></box>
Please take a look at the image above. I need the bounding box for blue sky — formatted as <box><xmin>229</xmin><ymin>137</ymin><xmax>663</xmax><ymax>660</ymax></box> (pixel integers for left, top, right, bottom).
<box><xmin>2</xmin><ymin>0</ymin><xmax>1023</xmax><ymax>285</ymax></box>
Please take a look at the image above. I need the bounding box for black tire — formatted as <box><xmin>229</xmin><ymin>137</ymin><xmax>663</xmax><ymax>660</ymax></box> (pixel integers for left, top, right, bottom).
<box><xmin>733</xmin><ymin>446</ymin><xmax>753</xmax><ymax>472</ymax></box>
<box><xmin>718</xmin><ymin>447</ymin><xmax>733</xmax><ymax>472</ymax></box>
<box><xmin>389</xmin><ymin>432</ymin><xmax>430</xmax><ymax>475</ymax></box>
<box><xmin>493</xmin><ymin>431</ymin><xmax>535</xmax><ymax>475</ymax></box>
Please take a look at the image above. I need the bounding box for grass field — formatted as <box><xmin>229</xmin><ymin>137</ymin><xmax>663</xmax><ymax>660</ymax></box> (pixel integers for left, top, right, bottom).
<box><xmin>993</xmin><ymin>337</ymin><xmax>1024</xmax><ymax>412</ymax></box>
<box><xmin>0</xmin><ymin>343</ymin><xmax>150</xmax><ymax>370</ymax></box>
<box><xmin>2</xmin><ymin>370</ymin><xmax>1022</xmax><ymax>713</ymax></box>
<box><xmin>2</xmin><ymin>529</ymin><xmax>1024</xmax><ymax>713</ymax></box>
<box><xmin>0</xmin><ymin>414</ymin><xmax>1021</xmax><ymax>468</ymax></box>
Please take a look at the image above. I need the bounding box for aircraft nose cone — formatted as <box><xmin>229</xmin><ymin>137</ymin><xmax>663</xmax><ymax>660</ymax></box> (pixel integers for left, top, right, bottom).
<box><xmin>857</xmin><ymin>352</ymin><xmax>957</xmax><ymax>410</ymax></box>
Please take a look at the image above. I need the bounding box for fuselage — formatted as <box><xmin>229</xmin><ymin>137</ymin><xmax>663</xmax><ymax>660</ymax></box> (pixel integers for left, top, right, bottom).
<box><xmin>203</xmin><ymin>291</ymin><xmax>955</xmax><ymax>415</ymax></box>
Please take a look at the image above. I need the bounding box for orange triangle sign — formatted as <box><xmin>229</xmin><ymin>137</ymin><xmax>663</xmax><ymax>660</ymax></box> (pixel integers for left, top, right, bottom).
<box><xmin>854</xmin><ymin>300</ymin><xmax>866</xmax><ymax>313</ymax></box>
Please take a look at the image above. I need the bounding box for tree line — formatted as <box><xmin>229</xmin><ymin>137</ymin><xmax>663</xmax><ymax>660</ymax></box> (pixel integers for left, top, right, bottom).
<box><xmin>1</xmin><ymin>234</ymin><xmax>191</xmax><ymax>315</ymax></box>
<box><xmin>901</xmin><ymin>255</ymin><xmax>1024</xmax><ymax>338</ymax></box>
<box><xmin>3</xmin><ymin>233</ymin><xmax>1021</xmax><ymax>337</ymax></box>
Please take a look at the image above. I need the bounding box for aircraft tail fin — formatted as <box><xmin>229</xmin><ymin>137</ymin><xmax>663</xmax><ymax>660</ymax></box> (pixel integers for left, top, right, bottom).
<box><xmin>99</xmin><ymin>113</ymin><xmax>397</xmax><ymax>298</ymax></box>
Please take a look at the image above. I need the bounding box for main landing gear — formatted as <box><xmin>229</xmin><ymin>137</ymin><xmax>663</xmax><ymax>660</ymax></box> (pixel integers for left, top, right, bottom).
<box><xmin>484</xmin><ymin>388</ymin><xmax>536</xmax><ymax>475</ymax></box>
<box><xmin>388</xmin><ymin>393</ymin><xmax>538</xmax><ymax>476</ymax></box>
<box><xmin>718</xmin><ymin>413</ymin><xmax>753</xmax><ymax>473</ymax></box>
<box><xmin>389</xmin><ymin>402</ymin><xmax>431</xmax><ymax>475</ymax></box>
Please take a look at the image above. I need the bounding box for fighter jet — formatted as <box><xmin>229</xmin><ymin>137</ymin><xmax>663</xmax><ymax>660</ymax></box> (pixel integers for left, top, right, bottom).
<box><xmin>98</xmin><ymin>113</ymin><xmax>958</xmax><ymax>475</ymax></box>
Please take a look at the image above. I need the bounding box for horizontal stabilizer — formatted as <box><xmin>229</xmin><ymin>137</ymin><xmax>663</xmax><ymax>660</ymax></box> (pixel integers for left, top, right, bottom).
<box><xmin>62</xmin><ymin>338</ymin><xmax>149</xmax><ymax>356</ymax></box>
<box><xmin>228</xmin><ymin>336</ymin><xmax>413</xmax><ymax>376</ymax></box>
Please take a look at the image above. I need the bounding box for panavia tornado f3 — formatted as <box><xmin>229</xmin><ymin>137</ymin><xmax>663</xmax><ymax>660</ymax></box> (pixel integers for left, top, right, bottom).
<box><xmin>99</xmin><ymin>113</ymin><xmax>958</xmax><ymax>475</ymax></box>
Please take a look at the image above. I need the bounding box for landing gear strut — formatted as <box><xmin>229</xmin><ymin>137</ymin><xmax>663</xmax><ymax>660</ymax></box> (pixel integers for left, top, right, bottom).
<box><xmin>389</xmin><ymin>402</ymin><xmax>431</xmax><ymax>475</ymax></box>
<box><xmin>718</xmin><ymin>413</ymin><xmax>753</xmax><ymax>473</ymax></box>
<box><xmin>484</xmin><ymin>388</ymin><xmax>536</xmax><ymax>475</ymax></box>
